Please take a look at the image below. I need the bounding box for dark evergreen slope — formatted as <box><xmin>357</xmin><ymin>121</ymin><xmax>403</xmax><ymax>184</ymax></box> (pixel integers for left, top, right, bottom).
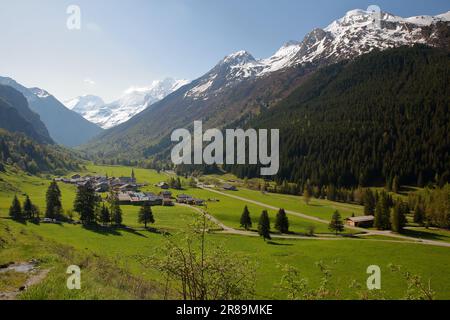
<box><xmin>0</xmin><ymin>129</ymin><xmax>80</xmax><ymax>174</ymax></box>
<box><xmin>0</xmin><ymin>77</ymin><xmax>103</xmax><ymax>147</ymax></box>
<box><xmin>0</xmin><ymin>100</ymin><xmax>48</xmax><ymax>144</ymax></box>
<box><xmin>228</xmin><ymin>45</ymin><xmax>450</xmax><ymax>188</ymax></box>
<box><xmin>0</xmin><ymin>85</ymin><xmax>53</xmax><ymax>144</ymax></box>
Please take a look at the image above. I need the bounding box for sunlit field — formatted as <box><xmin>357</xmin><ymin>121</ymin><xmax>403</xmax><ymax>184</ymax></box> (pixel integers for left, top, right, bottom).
<box><xmin>1</xmin><ymin>164</ymin><xmax>450</xmax><ymax>299</ymax></box>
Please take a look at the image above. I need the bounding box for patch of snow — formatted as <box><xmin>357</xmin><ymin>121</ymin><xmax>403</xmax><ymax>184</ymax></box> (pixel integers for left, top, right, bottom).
<box><xmin>29</xmin><ymin>88</ymin><xmax>50</xmax><ymax>99</ymax></box>
<box><xmin>258</xmin><ymin>41</ymin><xmax>302</xmax><ymax>75</ymax></box>
<box><xmin>188</xmin><ymin>80</ymin><xmax>214</xmax><ymax>96</ymax></box>
<box><xmin>185</xmin><ymin>74</ymin><xmax>217</xmax><ymax>100</ymax></box>
<box><xmin>436</xmin><ymin>11</ymin><xmax>450</xmax><ymax>21</ymax></box>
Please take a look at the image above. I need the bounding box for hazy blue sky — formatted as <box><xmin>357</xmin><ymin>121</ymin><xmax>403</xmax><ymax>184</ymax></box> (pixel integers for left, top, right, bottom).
<box><xmin>0</xmin><ymin>0</ymin><xmax>448</xmax><ymax>102</ymax></box>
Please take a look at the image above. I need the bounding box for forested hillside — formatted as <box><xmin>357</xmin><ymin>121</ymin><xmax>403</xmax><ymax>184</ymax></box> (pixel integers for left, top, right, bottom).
<box><xmin>0</xmin><ymin>129</ymin><xmax>80</xmax><ymax>174</ymax></box>
<box><xmin>0</xmin><ymin>85</ymin><xmax>80</xmax><ymax>174</ymax></box>
<box><xmin>0</xmin><ymin>85</ymin><xmax>53</xmax><ymax>144</ymax></box>
<box><xmin>0</xmin><ymin>77</ymin><xmax>103</xmax><ymax>147</ymax></box>
<box><xmin>227</xmin><ymin>45</ymin><xmax>450</xmax><ymax>188</ymax></box>
<box><xmin>0</xmin><ymin>99</ymin><xmax>50</xmax><ymax>145</ymax></box>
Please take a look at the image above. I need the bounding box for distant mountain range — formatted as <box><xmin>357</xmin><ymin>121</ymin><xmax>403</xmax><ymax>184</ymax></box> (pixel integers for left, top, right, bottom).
<box><xmin>65</xmin><ymin>78</ymin><xmax>189</xmax><ymax>129</ymax></box>
<box><xmin>0</xmin><ymin>85</ymin><xmax>80</xmax><ymax>174</ymax></box>
<box><xmin>0</xmin><ymin>77</ymin><xmax>103</xmax><ymax>147</ymax></box>
<box><xmin>81</xmin><ymin>9</ymin><xmax>450</xmax><ymax>160</ymax></box>
<box><xmin>183</xmin><ymin>9</ymin><xmax>450</xmax><ymax>101</ymax></box>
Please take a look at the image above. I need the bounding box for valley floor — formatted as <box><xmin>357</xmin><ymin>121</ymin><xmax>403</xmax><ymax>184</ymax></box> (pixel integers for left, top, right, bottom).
<box><xmin>1</xmin><ymin>164</ymin><xmax>449</xmax><ymax>300</ymax></box>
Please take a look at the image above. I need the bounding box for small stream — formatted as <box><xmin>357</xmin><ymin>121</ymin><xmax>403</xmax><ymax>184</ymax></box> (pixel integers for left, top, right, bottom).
<box><xmin>0</xmin><ymin>262</ymin><xmax>36</xmax><ymax>273</ymax></box>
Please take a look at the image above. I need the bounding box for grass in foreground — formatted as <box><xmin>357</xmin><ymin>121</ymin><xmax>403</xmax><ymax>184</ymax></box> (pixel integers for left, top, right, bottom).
<box><xmin>1</xmin><ymin>164</ymin><xmax>450</xmax><ymax>300</ymax></box>
<box><xmin>221</xmin><ymin>187</ymin><xmax>364</xmax><ymax>220</ymax></box>
<box><xmin>0</xmin><ymin>220</ymin><xmax>166</xmax><ymax>299</ymax></box>
<box><xmin>1</xmin><ymin>218</ymin><xmax>450</xmax><ymax>300</ymax></box>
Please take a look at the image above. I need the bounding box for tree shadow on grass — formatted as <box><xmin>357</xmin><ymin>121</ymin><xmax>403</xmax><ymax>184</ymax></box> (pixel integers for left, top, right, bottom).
<box><xmin>82</xmin><ymin>224</ymin><xmax>122</xmax><ymax>236</ymax></box>
<box><xmin>29</xmin><ymin>219</ymin><xmax>40</xmax><ymax>226</ymax></box>
<box><xmin>82</xmin><ymin>223</ymin><xmax>169</xmax><ymax>238</ymax></box>
<box><xmin>119</xmin><ymin>226</ymin><xmax>149</xmax><ymax>238</ymax></box>
<box><xmin>267</xmin><ymin>241</ymin><xmax>294</xmax><ymax>246</ymax></box>
<box><xmin>307</xmin><ymin>203</ymin><xmax>324</xmax><ymax>208</ymax></box>
<box><xmin>403</xmin><ymin>228</ymin><xmax>449</xmax><ymax>242</ymax></box>
<box><xmin>15</xmin><ymin>219</ymin><xmax>27</xmax><ymax>225</ymax></box>
<box><xmin>140</xmin><ymin>226</ymin><xmax>170</xmax><ymax>236</ymax></box>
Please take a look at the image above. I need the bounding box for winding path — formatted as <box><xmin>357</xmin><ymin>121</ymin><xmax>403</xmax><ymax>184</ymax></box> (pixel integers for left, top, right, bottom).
<box><xmin>191</xmin><ymin>186</ymin><xmax>450</xmax><ymax>248</ymax></box>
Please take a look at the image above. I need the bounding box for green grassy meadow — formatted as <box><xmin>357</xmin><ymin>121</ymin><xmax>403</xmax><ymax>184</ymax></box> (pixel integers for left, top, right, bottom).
<box><xmin>220</xmin><ymin>188</ymin><xmax>364</xmax><ymax>220</ymax></box>
<box><xmin>180</xmin><ymin>187</ymin><xmax>337</xmax><ymax>234</ymax></box>
<box><xmin>1</xmin><ymin>164</ymin><xmax>450</xmax><ymax>300</ymax></box>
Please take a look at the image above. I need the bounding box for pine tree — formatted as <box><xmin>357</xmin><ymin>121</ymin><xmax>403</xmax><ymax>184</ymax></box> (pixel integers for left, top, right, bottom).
<box><xmin>303</xmin><ymin>187</ymin><xmax>311</xmax><ymax>205</ymax></box>
<box><xmin>329</xmin><ymin>210</ymin><xmax>344</xmax><ymax>235</ymax></box>
<box><xmin>99</xmin><ymin>204</ymin><xmax>111</xmax><ymax>226</ymax></box>
<box><xmin>23</xmin><ymin>195</ymin><xmax>38</xmax><ymax>220</ymax></box>
<box><xmin>138</xmin><ymin>203</ymin><xmax>154</xmax><ymax>228</ymax></box>
<box><xmin>374</xmin><ymin>192</ymin><xmax>391</xmax><ymax>230</ymax></box>
<box><xmin>392</xmin><ymin>175</ymin><xmax>400</xmax><ymax>194</ymax></box>
<box><xmin>74</xmin><ymin>182</ymin><xmax>99</xmax><ymax>225</ymax></box>
<box><xmin>275</xmin><ymin>208</ymin><xmax>289</xmax><ymax>233</ymax></box>
<box><xmin>374</xmin><ymin>195</ymin><xmax>384</xmax><ymax>230</ymax></box>
<box><xmin>131</xmin><ymin>169</ymin><xmax>136</xmax><ymax>182</ymax></box>
<box><xmin>240</xmin><ymin>206</ymin><xmax>252</xmax><ymax>230</ymax></box>
<box><xmin>258</xmin><ymin>210</ymin><xmax>271</xmax><ymax>241</ymax></box>
<box><xmin>9</xmin><ymin>195</ymin><xmax>22</xmax><ymax>220</ymax></box>
<box><xmin>112</xmin><ymin>206</ymin><xmax>123</xmax><ymax>226</ymax></box>
<box><xmin>327</xmin><ymin>185</ymin><xmax>337</xmax><ymax>201</ymax></box>
<box><xmin>413</xmin><ymin>203</ymin><xmax>425</xmax><ymax>225</ymax></box>
<box><xmin>32</xmin><ymin>205</ymin><xmax>40</xmax><ymax>220</ymax></box>
<box><xmin>363</xmin><ymin>189</ymin><xmax>376</xmax><ymax>215</ymax></box>
<box><xmin>108</xmin><ymin>191</ymin><xmax>123</xmax><ymax>226</ymax></box>
<box><xmin>386</xmin><ymin>176</ymin><xmax>392</xmax><ymax>192</ymax></box>
<box><xmin>45</xmin><ymin>181</ymin><xmax>62</xmax><ymax>219</ymax></box>
<box><xmin>424</xmin><ymin>184</ymin><xmax>450</xmax><ymax>228</ymax></box>
<box><xmin>417</xmin><ymin>172</ymin><xmax>424</xmax><ymax>188</ymax></box>
<box><xmin>391</xmin><ymin>201</ymin><xmax>407</xmax><ymax>233</ymax></box>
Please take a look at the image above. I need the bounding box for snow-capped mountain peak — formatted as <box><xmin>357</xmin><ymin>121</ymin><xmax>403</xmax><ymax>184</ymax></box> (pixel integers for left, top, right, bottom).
<box><xmin>0</xmin><ymin>78</ymin><xmax>52</xmax><ymax>101</ymax></box>
<box><xmin>65</xmin><ymin>95</ymin><xmax>105</xmax><ymax>112</ymax></box>
<box><xmin>68</xmin><ymin>9</ymin><xmax>450</xmax><ymax>126</ymax></box>
<box><xmin>184</xmin><ymin>51</ymin><xmax>259</xmax><ymax>100</ymax></box>
<box><xmin>326</xmin><ymin>8</ymin><xmax>450</xmax><ymax>34</ymax></box>
<box><xmin>66</xmin><ymin>78</ymin><xmax>189</xmax><ymax>129</ymax></box>
<box><xmin>220</xmin><ymin>50</ymin><xmax>256</xmax><ymax>65</ymax></box>
<box><xmin>184</xmin><ymin>9</ymin><xmax>449</xmax><ymax>103</ymax></box>
<box><xmin>324</xmin><ymin>9</ymin><xmax>377</xmax><ymax>34</ymax></box>
<box><xmin>185</xmin><ymin>8</ymin><xmax>449</xmax><ymax>101</ymax></box>
<box><xmin>272</xmin><ymin>8</ymin><xmax>450</xmax><ymax>68</ymax></box>
<box><xmin>123</xmin><ymin>78</ymin><xmax>189</xmax><ymax>101</ymax></box>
